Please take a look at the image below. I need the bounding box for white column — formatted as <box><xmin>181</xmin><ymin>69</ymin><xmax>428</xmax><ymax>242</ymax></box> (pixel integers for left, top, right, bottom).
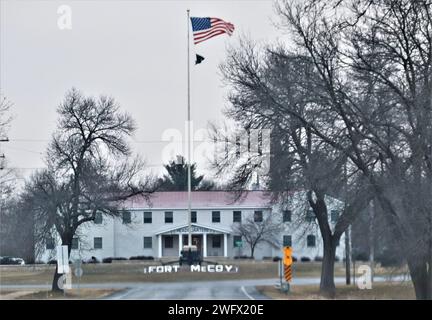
<box><xmin>223</xmin><ymin>233</ymin><xmax>228</xmax><ymax>257</ymax></box>
<box><xmin>178</xmin><ymin>233</ymin><xmax>183</xmax><ymax>256</ymax></box>
<box><xmin>158</xmin><ymin>235</ymin><xmax>162</xmax><ymax>258</ymax></box>
<box><xmin>203</xmin><ymin>233</ymin><xmax>207</xmax><ymax>258</ymax></box>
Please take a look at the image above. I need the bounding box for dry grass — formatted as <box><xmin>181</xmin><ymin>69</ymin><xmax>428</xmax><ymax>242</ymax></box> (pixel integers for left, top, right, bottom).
<box><xmin>0</xmin><ymin>288</ymin><xmax>119</xmax><ymax>300</ymax></box>
<box><xmin>16</xmin><ymin>288</ymin><xmax>120</xmax><ymax>300</ymax></box>
<box><xmin>257</xmin><ymin>282</ymin><xmax>416</xmax><ymax>300</ymax></box>
<box><xmin>0</xmin><ymin>261</ymin><xmax>407</xmax><ymax>285</ymax></box>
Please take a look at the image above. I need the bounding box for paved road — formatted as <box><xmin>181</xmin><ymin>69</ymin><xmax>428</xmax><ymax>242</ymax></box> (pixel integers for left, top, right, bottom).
<box><xmin>108</xmin><ymin>279</ymin><xmax>272</xmax><ymax>300</ymax></box>
<box><xmin>0</xmin><ymin>276</ymin><xmax>409</xmax><ymax>300</ymax></box>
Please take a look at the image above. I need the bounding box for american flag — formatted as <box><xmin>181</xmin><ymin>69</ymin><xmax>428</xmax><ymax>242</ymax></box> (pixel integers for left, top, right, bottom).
<box><xmin>190</xmin><ymin>17</ymin><xmax>235</xmax><ymax>45</ymax></box>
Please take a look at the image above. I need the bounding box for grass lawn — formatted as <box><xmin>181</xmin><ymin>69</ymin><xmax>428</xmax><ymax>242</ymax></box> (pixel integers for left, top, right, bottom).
<box><xmin>0</xmin><ymin>261</ymin><xmax>407</xmax><ymax>285</ymax></box>
<box><xmin>257</xmin><ymin>282</ymin><xmax>415</xmax><ymax>300</ymax></box>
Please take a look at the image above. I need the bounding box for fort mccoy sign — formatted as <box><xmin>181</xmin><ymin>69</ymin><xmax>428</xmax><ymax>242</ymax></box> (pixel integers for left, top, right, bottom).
<box><xmin>143</xmin><ymin>264</ymin><xmax>239</xmax><ymax>274</ymax></box>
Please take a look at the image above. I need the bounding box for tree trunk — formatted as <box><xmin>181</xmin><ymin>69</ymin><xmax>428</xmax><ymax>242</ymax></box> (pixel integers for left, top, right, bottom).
<box><xmin>427</xmin><ymin>258</ymin><xmax>432</xmax><ymax>300</ymax></box>
<box><xmin>250</xmin><ymin>245</ymin><xmax>255</xmax><ymax>259</ymax></box>
<box><xmin>320</xmin><ymin>237</ymin><xmax>337</xmax><ymax>297</ymax></box>
<box><xmin>51</xmin><ymin>263</ymin><xmax>63</xmax><ymax>292</ymax></box>
<box><xmin>407</xmin><ymin>258</ymin><xmax>429</xmax><ymax>300</ymax></box>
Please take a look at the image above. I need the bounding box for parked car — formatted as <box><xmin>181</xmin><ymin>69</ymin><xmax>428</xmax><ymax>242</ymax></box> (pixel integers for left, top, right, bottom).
<box><xmin>0</xmin><ymin>256</ymin><xmax>25</xmax><ymax>265</ymax></box>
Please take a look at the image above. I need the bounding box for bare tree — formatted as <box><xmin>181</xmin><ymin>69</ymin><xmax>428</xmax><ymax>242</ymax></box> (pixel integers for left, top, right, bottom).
<box><xmin>25</xmin><ymin>88</ymin><xmax>156</xmax><ymax>292</ymax></box>
<box><xmin>218</xmin><ymin>39</ymin><xmax>372</xmax><ymax>296</ymax></box>
<box><xmin>272</xmin><ymin>0</ymin><xmax>432</xmax><ymax>299</ymax></box>
<box><xmin>232</xmin><ymin>212</ymin><xmax>283</xmax><ymax>258</ymax></box>
<box><xmin>0</xmin><ymin>94</ymin><xmax>12</xmax><ymax>139</ymax></box>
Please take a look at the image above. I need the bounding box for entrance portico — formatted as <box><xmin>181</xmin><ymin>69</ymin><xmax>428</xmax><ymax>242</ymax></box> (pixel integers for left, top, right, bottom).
<box><xmin>155</xmin><ymin>223</ymin><xmax>230</xmax><ymax>258</ymax></box>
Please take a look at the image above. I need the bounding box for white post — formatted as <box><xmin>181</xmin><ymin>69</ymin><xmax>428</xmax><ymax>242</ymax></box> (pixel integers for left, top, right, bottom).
<box><xmin>223</xmin><ymin>234</ymin><xmax>228</xmax><ymax>257</ymax></box>
<box><xmin>203</xmin><ymin>233</ymin><xmax>207</xmax><ymax>258</ymax></box>
<box><xmin>179</xmin><ymin>233</ymin><xmax>183</xmax><ymax>256</ymax></box>
<box><xmin>158</xmin><ymin>235</ymin><xmax>162</xmax><ymax>258</ymax></box>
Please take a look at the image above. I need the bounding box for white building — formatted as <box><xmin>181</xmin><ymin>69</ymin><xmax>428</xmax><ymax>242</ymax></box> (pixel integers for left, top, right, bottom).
<box><xmin>40</xmin><ymin>191</ymin><xmax>346</xmax><ymax>262</ymax></box>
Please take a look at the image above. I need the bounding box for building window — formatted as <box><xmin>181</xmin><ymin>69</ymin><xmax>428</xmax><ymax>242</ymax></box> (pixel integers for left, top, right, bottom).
<box><xmin>233</xmin><ymin>235</ymin><xmax>242</xmax><ymax>247</ymax></box>
<box><xmin>46</xmin><ymin>238</ymin><xmax>55</xmax><ymax>250</ymax></box>
<box><xmin>212</xmin><ymin>211</ymin><xmax>220</xmax><ymax>223</ymax></box>
<box><xmin>143</xmin><ymin>212</ymin><xmax>152</xmax><ymax>224</ymax></box>
<box><xmin>191</xmin><ymin>211</ymin><xmax>197</xmax><ymax>223</ymax></box>
<box><xmin>165</xmin><ymin>236</ymin><xmax>174</xmax><ymax>248</ymax></box>
<box><xmin>254</xmin><ymin>210</ymin><xmax>263</xmax><ymax>222</ymax></box>
<box><xmin>283</xmin><ymin>210</ymin><xmax>292</xmax><ymax>222</ymax></box>
<box><xmin>143</xmin><ymin>237</ymin><xmax>152</xmax><ymax>249</ymax></box>
<box><xmin>212</xmin><ymin>235</ymin><xmax>221</xmax><ymax>248</ymax></box>
<box><xmin>71</xmin><ymin>238</ymin><xmax>79</xmax><ymax>250</ymax></box>
<box><xmin>331</xmin><ymin>210</ymin><xmax>339</xmax><ymax>223</ymax></box>
<box><xmin>165</xmin><ymin>211</ymin><xmax>173</xmax><ymax>223</ymax></box>
<box><xmin>94</xmin><ymin>212</ymin><xmax>103</xmax><ymax>224</ymax></box>
<box><xmin>94</xmin><ymin>237</ymin><xmax>103</xmax><ymax>249</ymax></box>
<box><xmin>122</xmin><ymin>211</ymin><xmax>131</xmax><ymax>224</ymax></box>
<box><xmin>306</xmin><ymin>210</ymin><xmax>315</xmax><ymax>222</ymax></box>
<box><xmin>283</xmin><ymin>235</ymin><xmax>292</xmax><ymax>247</ymax></box>
<box><xmin>233</xmin><ymin>211</ymin><xmax>242</xmax><ymax>223</ymax></box>
<box><xmin>307</xmin><ymin>235</ymin><xmax>316</xmax><ymax>247</ymax></box>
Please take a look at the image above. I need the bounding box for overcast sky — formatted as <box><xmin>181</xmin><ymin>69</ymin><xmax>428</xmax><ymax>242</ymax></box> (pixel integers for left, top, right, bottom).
<box><xmin>0</xmin><ymin>0</ymin><xmax>283</xmax><ymax>182</ymax></box>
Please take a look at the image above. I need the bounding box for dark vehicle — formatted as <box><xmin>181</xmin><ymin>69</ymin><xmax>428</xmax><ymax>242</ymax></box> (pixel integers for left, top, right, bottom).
<box><xmin>179</xmin><ymin>245</ymin><xmax>202</xmax><ymax>266</ymax></box>
<box><xmin>0</xmin><ymin>256</ymin><xmax>25</xmax><ymax>265</ymax></box>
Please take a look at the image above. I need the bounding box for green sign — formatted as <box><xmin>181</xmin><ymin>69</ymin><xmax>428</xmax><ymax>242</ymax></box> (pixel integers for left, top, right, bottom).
<box><xmin>235</xmin><ymin>241</ymin><xmax>243</xmax><ymax>248</ymax></box>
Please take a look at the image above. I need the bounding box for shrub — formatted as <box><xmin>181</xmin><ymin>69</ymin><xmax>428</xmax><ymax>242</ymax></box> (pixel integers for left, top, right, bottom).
<box><xmin>86</xmin><ymin>256</ymin><xmax>99</xmax><ymax>264</ymax></box>
<box><xmin>103</xmin><ymin>257</ymin><xmax>128</xmax><ymax>263</ymax></box>
<box><xmin>48</xmin><ymin>259</ymin><xmax>57</xmax><ymax>265</ymax></box>
<box><xmin>292</xmin><ymin>256</ymin><xmax>298</xmax><ymax>262</ymax></box>
<box><xmin>314</xmin><ymin>256</ymin><xmax>323</xmax><ymax>262</ymax></box>
<box><xmin>234</xmin><ymin>255</ymin><xmax>253</xmax><ymax>259</ymax></box>
<box><xmin>335</xmin><ymin>256</ymin><xmax>340</xmax><ymax>262</ymax></box>
<box><xmin>272</xmin><ymin>256</ymin><xmax>282</xmax><ymax>262</ymax></box>
<box><xmin>300</xmin><ymin>257</ymin><xmax>311</xmax><ymax>262</ymax></box>
<box><xmin>102</xmin><ymin>257</ymin><xmax>112</xmax><ymax>263</ymax></box>
<box><xmin>129</xmin><ymin>255</ymin><xmax>154</xmax><ymax>261</ymax></box>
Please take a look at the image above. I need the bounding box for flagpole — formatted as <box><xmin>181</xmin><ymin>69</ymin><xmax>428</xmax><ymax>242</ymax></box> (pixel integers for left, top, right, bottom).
<box><xmin>187</xmin><ymin>9</ymin><xmax>192</xmax><ymax>248</ymax></box>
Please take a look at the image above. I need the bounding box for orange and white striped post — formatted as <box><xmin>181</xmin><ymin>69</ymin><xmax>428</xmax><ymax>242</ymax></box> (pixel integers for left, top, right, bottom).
<box><xmin>283</xmin><ymin>246</ymin><xmax>293</xmax><ymax>292</ymax></box>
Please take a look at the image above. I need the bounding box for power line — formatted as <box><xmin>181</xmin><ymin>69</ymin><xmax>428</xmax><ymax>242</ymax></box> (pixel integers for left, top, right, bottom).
<box><xmin>9</xmin><ymin>139</ymin><xmax>208</xmax><ymax>143</ymax></box>
<box><xmin>2</xmin><ymin>146</ymin><xmax>43</xmax><ymax>155</ymax></box>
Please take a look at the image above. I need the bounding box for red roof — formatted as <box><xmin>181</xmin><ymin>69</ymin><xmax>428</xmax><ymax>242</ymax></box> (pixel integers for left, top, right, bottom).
<box><xmin>122</xmin><ymin>191</ymin><xmax>273</xmax><ymax>209</ymax></box>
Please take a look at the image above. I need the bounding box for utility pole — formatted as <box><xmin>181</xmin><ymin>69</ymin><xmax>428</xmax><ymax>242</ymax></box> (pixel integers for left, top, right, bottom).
<box><xmin>369</xmin><ymin>199</ymin><xmax>375</xmax><ymax>283</ymax></box>
<box><xmin>0</xmin><ymin>138</ymin><xmax>9</xmax><ymax>220</ymax></box>
<box><xmin>0</xmin><ymin>138</ymin><xmax>8</xmax><ymax>170</ymax></box>
<box><xmin>344</xmin><ymin>159</ymin><xmax>352</xmax><ymax>285</ymax></box>
<box><xmin>345</xmin><ymin>226</ymin><xmax>352</xmax><ymax>285</ymax></box>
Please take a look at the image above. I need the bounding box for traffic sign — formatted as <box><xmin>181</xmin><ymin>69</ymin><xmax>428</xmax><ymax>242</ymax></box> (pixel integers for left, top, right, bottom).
<box><xmin>235</xmin><ymin>241</ymin><xmax>243</xmax><ymax>248</ymax></box>
<box><xmin>56</xmin><ymin>245</ymin><xmax>69</xmax><ymax>274</ymax></box>
<box><xmin>284</xmin><ymin>264</ymin><xmax>292</xmax><ymax>282</ymax></box>
<box><xmin>283</xmin><ymin>246</ymin><xmax>293</xmax><ymax>266</ymax></box>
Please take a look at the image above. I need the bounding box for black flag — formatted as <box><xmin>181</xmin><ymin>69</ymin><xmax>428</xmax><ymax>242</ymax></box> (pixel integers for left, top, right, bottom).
<box><xmin>195</xmin><ymin>54</ymin><xmax>205</xmax><ymax>65</ymax></box>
